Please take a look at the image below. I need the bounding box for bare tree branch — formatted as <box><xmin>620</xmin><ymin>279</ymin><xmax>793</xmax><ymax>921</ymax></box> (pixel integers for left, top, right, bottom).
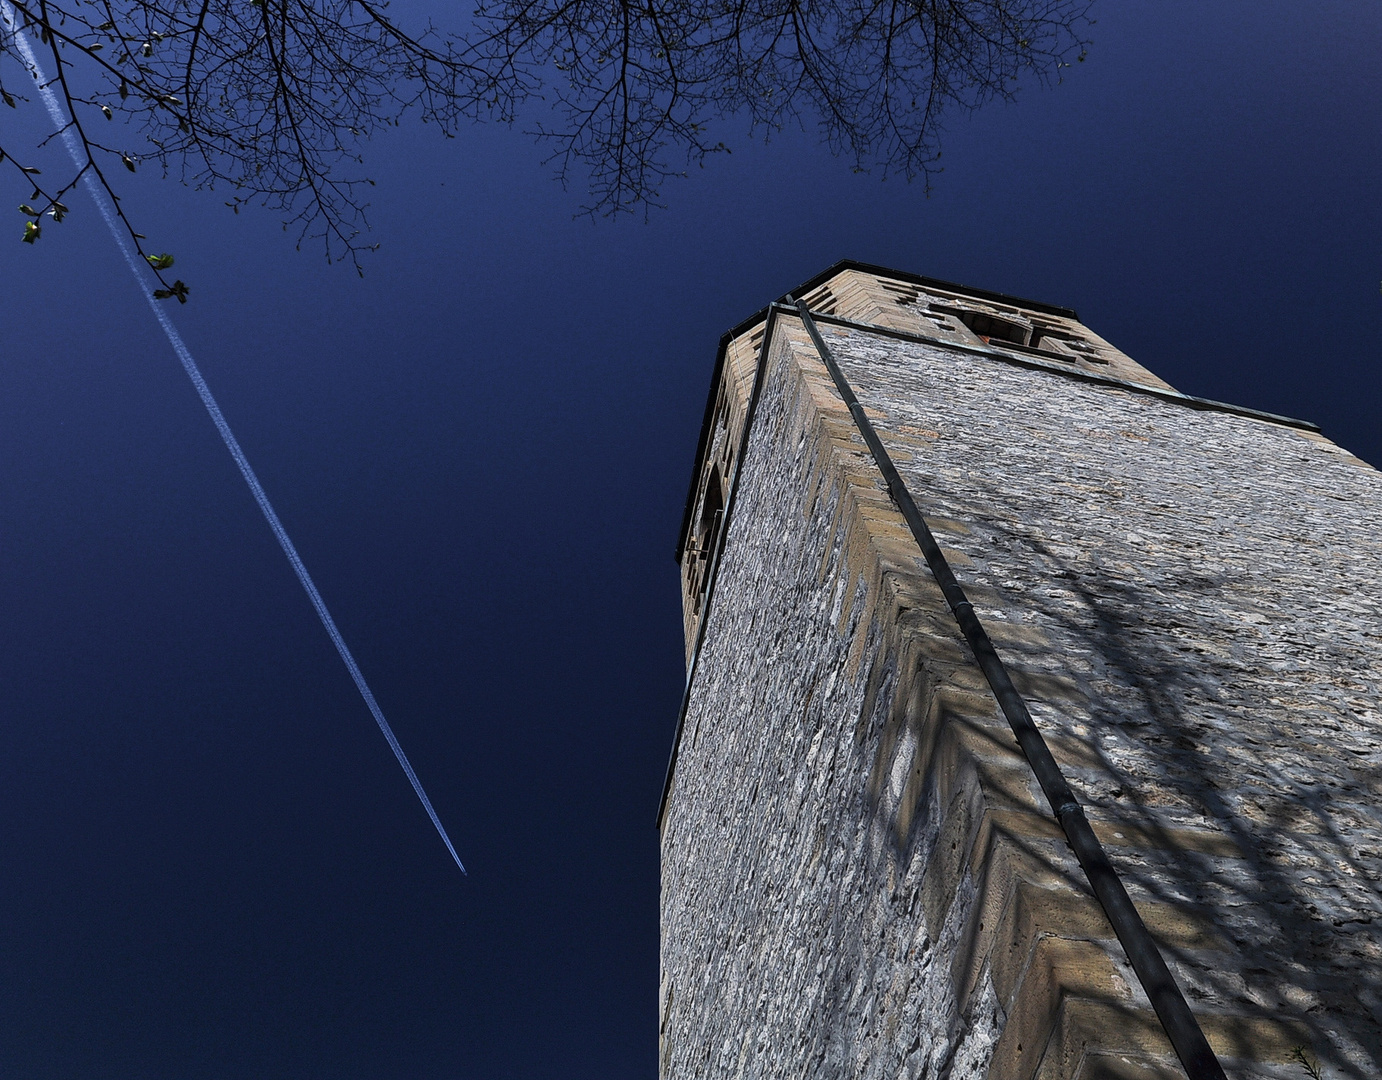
<box><xmin>0</xmin><ymin>0</ymin><xmax>1091</xmax><ymax>294</ymax></box>
<box><xmin>1</xmin><ymin>0</ymin><xmax>495</xmax><ymax>286</ymax></box>
<box><xmin>467</xmin><ymin>0</ymin><xmax>1091</xmax><ymax>215</ymax></box>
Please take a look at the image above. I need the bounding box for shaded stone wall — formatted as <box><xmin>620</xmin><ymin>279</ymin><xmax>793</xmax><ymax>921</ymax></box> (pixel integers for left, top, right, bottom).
<box><xmin>827</xmin><ymin>322</ymin><xmax>1382</xmax><ymax>1075</ymax></box>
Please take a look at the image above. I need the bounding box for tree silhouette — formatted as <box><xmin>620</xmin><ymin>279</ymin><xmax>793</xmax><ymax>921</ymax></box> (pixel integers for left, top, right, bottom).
<box><xmin>0</xmin><ymin>0</ymin><xmax>1090</xmax><ymax>295</ymax></box>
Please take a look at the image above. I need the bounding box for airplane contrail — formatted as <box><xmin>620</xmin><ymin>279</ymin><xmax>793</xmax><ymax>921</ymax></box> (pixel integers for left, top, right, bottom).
<box><xmin>2</xmin><ymin>4</ymin><xmax>466</xmax><ymax>875</ymax></box>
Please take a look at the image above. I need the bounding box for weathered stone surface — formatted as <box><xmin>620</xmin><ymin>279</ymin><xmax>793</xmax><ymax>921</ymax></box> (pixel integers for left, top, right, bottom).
<box><xmin>826</xmin><ymin>320</ymin><xmax>1382</xmax><ymax>1070</ymax></box>
<box><xmin>661</xmin><ymin>267</ymin><xmax>1382</xmax><ymax>1080</ymax></box>
<box><xmin>662</xmin><ymin>326</ymin><xmax>995</xmax><ymax>1080</ymax></box>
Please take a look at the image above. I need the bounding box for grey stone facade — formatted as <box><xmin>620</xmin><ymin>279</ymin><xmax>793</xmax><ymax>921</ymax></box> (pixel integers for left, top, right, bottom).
<box><xmin>660</xmin><ymin>266</ymin><xmax>1382</xmax><ymax>1080</ymax></box>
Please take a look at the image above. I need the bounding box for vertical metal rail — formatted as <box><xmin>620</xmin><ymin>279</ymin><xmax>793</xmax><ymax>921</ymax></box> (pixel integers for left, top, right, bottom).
<box><xmin>793</xmin><ymin>301</ymin><xmax>1227</xmax><ymax>1080</ymax></box>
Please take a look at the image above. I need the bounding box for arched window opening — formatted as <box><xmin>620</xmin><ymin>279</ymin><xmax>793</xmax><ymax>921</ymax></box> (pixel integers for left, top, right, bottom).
<box><xmin>697</xmin><ymin>466</ymin><xmax>724</xmax><ymax>555</ymax></box>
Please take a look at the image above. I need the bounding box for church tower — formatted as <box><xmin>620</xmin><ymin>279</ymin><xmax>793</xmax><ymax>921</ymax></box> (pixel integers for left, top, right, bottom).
<box><xmin>658</xmin><ymin>263</ymin><xmax>1382</xmax><ymax>1080</ymax></box>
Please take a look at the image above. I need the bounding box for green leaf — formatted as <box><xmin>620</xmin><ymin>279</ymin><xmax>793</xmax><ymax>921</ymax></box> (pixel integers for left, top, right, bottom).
<box><xmin>121</xmin><ymin>153</ymin><xmax>136</xmax><ymax>172</ymax></box>
<box><xmin>100</xmin><ymin>104</ymin><xmax>112</xmax><ymax>119</ymax></box>
<box><xmin>18</xmin><ymin>204</ymin><xmax>38</xmax><ymax>215</ymax></box>
<box><xmin>152</xmin><ymin>279</ymin><xmax>189</xmax><ymax>303</ymax></box>
<box><xmin>1</xmin><ymin>89</ymin><xmax>15</xmax><ymax>107</ymax></box>
<box><xmin>21</xmin><ymin>221</ymin><xmax>40</xmax><ymax>243</ymax></box>
<box><xmin>146</xmin><ymin>252</ymin><xmax>175</xmax><ymax>269</ymax></box>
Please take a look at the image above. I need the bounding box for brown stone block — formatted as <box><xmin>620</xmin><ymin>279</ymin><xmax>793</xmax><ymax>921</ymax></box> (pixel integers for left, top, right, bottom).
<box><xmin>920</xmin><ymin>763</ymin><xmax>1050</xmax><ymax>911</ymax></box>
<box><xmin>926</xmin><ymin>515</ymin><xmax>974</xmax><ymax>537</ymax></box>
<box><xmin>874</xmin><ymin>535</ymin><xmax>929</xmax><ymax>567</ymax></box>
<box><xmin>938</xmin><ymin>545</ymin><xmax>978</xmax><ymax>569</ymax></box>
<box><xmin>884</xmin><ymin>568</ymin><xmax>948</xmax><ymax>602</ymax></box>
<box><xmin>896</xmin><ymin>631</ymin><xmax>974</xmax><ymax>672</ymax></box>
<box><xmin>859</xmin><ymin>525</ymin><xmax>921</xmax><ymax>556</ymax></box>
<box><xmin>967</xmin><ymin>763</ymin><xmax>1047</xmax><ymax>823</ymax></box>
<box><xmin>1087</xmin><ymin>818</ymin><xmax>1246</xmax><ymax>859</ymax></box>
<box><xmin>940</xmin><ymin>662</ymin><xmax>1001</xmax><ymax>697</ymax></box>
<box><xmin>983</xmin><ymin>622</ymin><xmax>1057</xmax><ymax>652</ymax></box>
<box><xmin>922</xmin><ymin>772</ymin><xmax>985</xmax><ymax>935</ymax></box>
<box><xmin>929</xmin><ymin>717</ymin><xmax>1036</xmax><ymax>814</ymax></box>
<box><xmin>989</xmin><ymin>880</ymin><xmax>1226</xmax><ymax>1013</ymax></box>
<box><xmin>978</xmin><ymin>807</ymin><xmax>1068</xmax><ymax>848</ymax></box>
<box><xmin>989</xmin><ymin>940</ymin><xmax>1133</xmax><ymax>1080</ymax></box>
<box><xmin>922</xmin><ymin>751</ymin><xmax>1084</xmax><ymax>1007</ymax></box>
<box><xmin>953</xmin><ymin>811</ymin><xmax>1078</xmax><ymax>1011</ymax></box>
<box><xmin>1040</xmin><ymin>733</ymin><xmax>1111</xmax><ymax>772</ymax></box>
<box><xmin>1197</xmin><ymin>1013</ymin><xmax>1314</xmax><ymax>1065</ymax></box>
<box><xmin>1072</xmin><ymin>1052</ymin><xmax>1185</xmax><ymax>1080</ymax></box>
<box><xmin>833</xmin><ymin>452</ymin><xmax>884</xmax><ymax>490</ymax></box>
<box><xmin>1022</xmin><ymin>999</ymin><xmax>1313</xmax><ymax>1080</ymax></box>
<box><xmin>991</xmin><ymin>882</ymin><xmax>1109</xmax><ymax>1010</ymax></box>
<box><xmin>1009</xmin><ymin>670</ymin><xmax>1086</xmax><ymax>705</ymax></box>
<box><xmin>934</xmin><ymin>687</ymin><xmax>1013</xmax><ymax>734</ymax></box>
<box><xmin>1030</xmin><ymin>999</ymin><xmax>1173</xmax><ymax>1080</ymax></box>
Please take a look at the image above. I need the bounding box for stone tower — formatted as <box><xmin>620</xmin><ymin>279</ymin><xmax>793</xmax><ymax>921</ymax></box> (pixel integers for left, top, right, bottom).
<box><xmin>658</xmin><ymin>263</ymin><xmax>1382</xmax><ymax>1080</ymax></box>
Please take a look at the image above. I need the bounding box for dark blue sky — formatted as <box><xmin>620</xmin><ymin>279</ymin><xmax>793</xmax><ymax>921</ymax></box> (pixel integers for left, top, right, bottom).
<box><xmin>2</xmin><ymin>1</ymin><xmax>1379</xmax><ymax>1077</ymax></box>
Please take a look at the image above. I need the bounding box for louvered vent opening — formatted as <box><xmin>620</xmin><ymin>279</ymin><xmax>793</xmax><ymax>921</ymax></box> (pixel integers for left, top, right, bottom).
<box><xmin>688</xmin><ymin>464</ymin><xmax>725</xmax><ymax>614</ymax></box>
<box><xmin>878</xmin><ymin>279</ymin><xmax>924</xmax><ymax>305</ymax></box>
<box><xmin>1029</xmin><ymin>321</ymin><xmax>1109</xmax><ymax>364</ymax></box>
<box><xmin>956</xmin><ymin>309</ymin><xmax>1030</xmax><ymax>346</ymax></box>
<box><xmin>801</xmin><ymin>285</ymin><xmax>839</xmax><ymax>316</ymax></box>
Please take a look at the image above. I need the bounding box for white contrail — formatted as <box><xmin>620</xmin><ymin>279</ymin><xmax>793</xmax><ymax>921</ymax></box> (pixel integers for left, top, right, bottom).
<box><xmin>2</xmin><ymin>5</ymin><xmax>466</xmax><ymax>875</ymax></box>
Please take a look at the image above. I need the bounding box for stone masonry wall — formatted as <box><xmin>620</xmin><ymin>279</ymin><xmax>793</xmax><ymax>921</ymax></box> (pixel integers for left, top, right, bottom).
<box><xmin>661</xmin><ymin>322</ymin><xmax>1009</xmax><ymax>1080</ymax></box>
<box><xmin>661</xmin><ymin>279</ymin><xmax>1382</xmax><ymax>1080</ymax></box>
<box><xmin>826</xmin><ymin>322</ymin><xmax>1382</xmax><ymax>1077</ymax></box>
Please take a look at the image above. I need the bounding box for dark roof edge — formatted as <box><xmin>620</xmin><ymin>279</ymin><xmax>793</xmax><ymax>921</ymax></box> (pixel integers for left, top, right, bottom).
<box><xmin>786</xmin><ymin>259</ymin><xmax>1081</xmax><ymax>320</ymax></box>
